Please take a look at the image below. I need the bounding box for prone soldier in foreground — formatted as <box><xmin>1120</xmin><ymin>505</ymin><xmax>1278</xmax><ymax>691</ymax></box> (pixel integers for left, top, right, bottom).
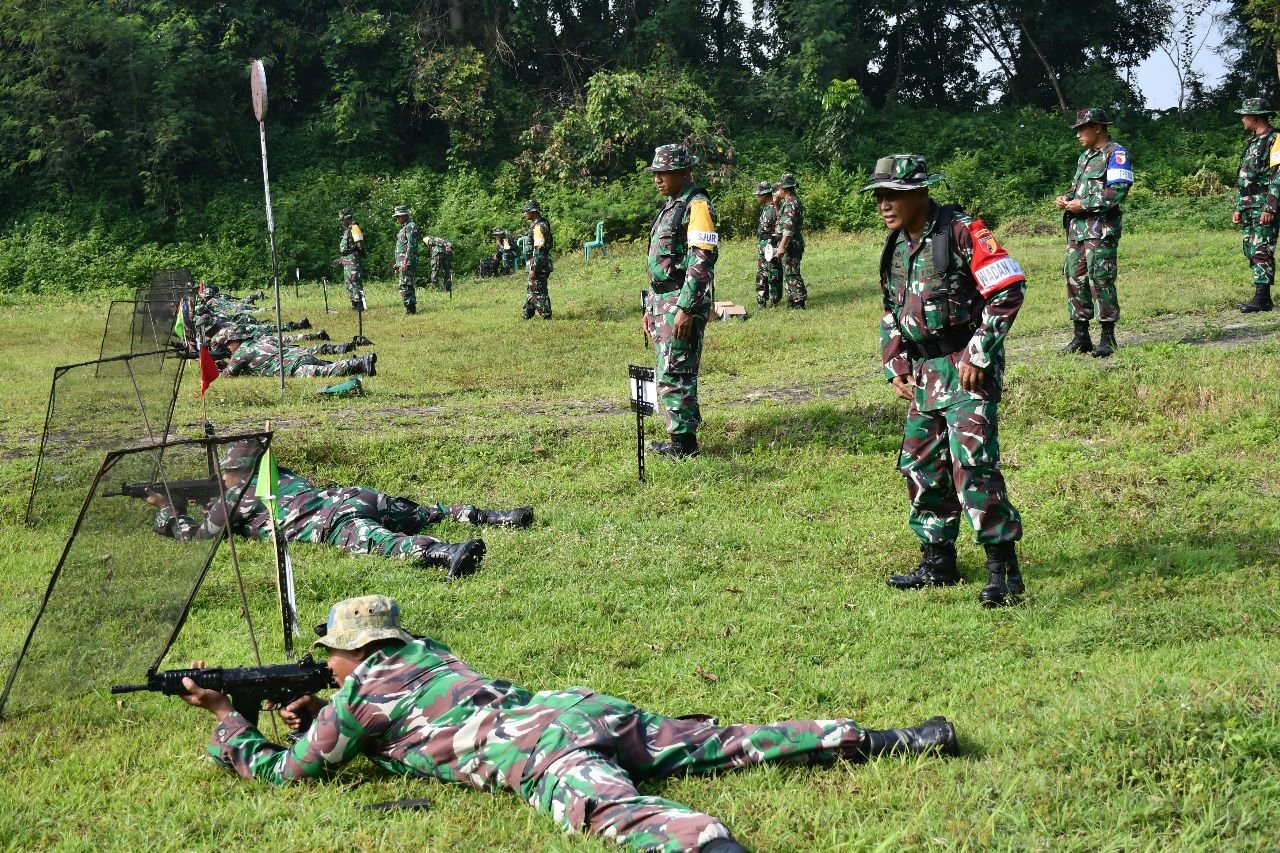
<box><xmin>175</xmin><ymin>594</ymin><xmax>957</xmax><ymax>853</ymax></box>
<box><xmin>218</xmin><ymin>329</ymin><xmax>376</xmax><ymax>379</ymax></box>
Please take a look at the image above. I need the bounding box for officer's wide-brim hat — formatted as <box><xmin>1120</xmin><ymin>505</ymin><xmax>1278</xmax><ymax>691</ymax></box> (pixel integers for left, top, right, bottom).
<box><xmin>1069</xmin><ymin>107</ymin><xmax>1114</xmax><ymax>128</ymax></box>
<box><xmin>776</xmin><ymin>173</ymin><xmax>798</xmax><ymax>189</ymax></box>
<box><xmin>491</xmin><ymin>228</ymin><xmax>506</xmax><ymax>235</ymax></box>
<box><xmin>859</xmin><ymin>154</ymin><xmax>943</xmax><ymax>192</ymax></box>
<box><xmin>313</xmin><ymin>595</ymin><xmax>416</xmax><ymax>652</ymax></box>
<box><xmin>646</xmin><ymin>144</ymin><xmax>698</xmax><ymax>172</ymax></box>
<box><xmin>1235</xmin><ymin>97</ymin><xmax>1273</xmax><ymax>115</ymax></box>
<box><xmin>338</xmin><ymin>208</ymin><xmax>353</xmax><ymax>220</ymax></box>
<box><xmin>753</xmin><ymin>180</ymin><xmax>772</xmax><ymax>196</ymax></box>
<box><xmin>392</xmin><ymin>205</ymin><xmax>410</xmax><ymax>217</ymax></box>
<box><xmin>522</xmin><ymin>200</ymin><xmax>541</xmax><ymax>213</ymax></box>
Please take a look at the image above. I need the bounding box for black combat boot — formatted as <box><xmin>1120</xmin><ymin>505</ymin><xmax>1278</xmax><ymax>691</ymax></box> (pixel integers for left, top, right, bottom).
<box><xmin>1062</xmin><ymin>320</ymin><xmax>1093</xmax><ymax>354</ymax></box>
<box><xmin>351</xmin><ymin>299</ymin><xmax>363</xmax><ymax>312</ymax></box>
<box><xmin>862</xmin><ymin>716</ymin><xmax>958</xmax><ymax>757</ymax></box>
<box><xmin>1091</xmin><ymin>322</ymin><xmax>1117</xmax><ymax>358</ymax></box>
<box><xmin>887</xmin><ymin>542</ymin><xmax>961</xmax><ymax>589</ymax></box>
<box><xmin>421</xmin><ymin>539</ymin><xmax>487</xmax><ymax>580</ymax></box>
<box><xmin>351</xmin><ymin>353</ymin><xmax>377</xmax><ymax>376</ymax></box>
<box><xmin>295</xmin><ymin>316</ymin><xmax>312</xmax><ymax>330</ymax></box>
<box><xmin>650</xmin><ymin>433</ymin><xmax>699</xmax><ymax>459</ymax></box>
<box><xmin>979</xmin><ymin>542</ymin><xmax>1024</xmax><ymax>608</ymax></box>
<box><xmin>702</xmin><ymin>839</ymin><xmax>750</xmax><ymax>853</ymax></box>
<box><xmin>471</xmin><ymin>506</ymin><xmax>534</xmax><ymax>528</ymax></box>
<box><xmin>1239</xmin><ymin>284</ymin><xmax>1274</xmax><ymax>313</ymax></box>
<box><xmin>316</xmin><ymin>330</ymin><xmax>330</xmax><ymax>341</ymax></box>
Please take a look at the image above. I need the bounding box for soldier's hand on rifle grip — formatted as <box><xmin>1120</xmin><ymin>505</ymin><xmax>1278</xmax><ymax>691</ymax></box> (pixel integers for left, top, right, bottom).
<box><xmin>642</xmin><ymin>313</ymin><xmax>655</xmax><ymax>338</ymax></box>
<box><xmin>890</xmin><ymin>374</ymin><xmax>915</xmax><ymax>402</ymax></box>
<box><xmin>180</xmin><ymin>662</ymin><xmax>234</xmax><ymax>721</ymax></box>
<box><xmin>272</xmin><ymin>695</ymin><xmax>325</xmax><ymax>731</ymax></box>
<box><xmin>144</xmin><ymin>489</ymin><xmax>171</xmax><ymax>510</ymax></box>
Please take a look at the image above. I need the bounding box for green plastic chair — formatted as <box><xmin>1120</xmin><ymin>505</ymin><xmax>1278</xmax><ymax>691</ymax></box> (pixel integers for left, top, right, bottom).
<box><xmin>515</xmin><ymin>235</ymin><xmax>530</xmax><ymax>269</ymax></box>
<box><xmin>583</xmin><ymin>220</ymin><xmax>607</xmax><ymax>260</ymax></box>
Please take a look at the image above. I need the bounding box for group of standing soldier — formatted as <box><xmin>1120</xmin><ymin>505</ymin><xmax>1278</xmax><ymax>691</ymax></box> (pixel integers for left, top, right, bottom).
<box><xmin>753</xmin><ymin>174</ymin><xmax>807</xmax><ymax>309</ymax></box>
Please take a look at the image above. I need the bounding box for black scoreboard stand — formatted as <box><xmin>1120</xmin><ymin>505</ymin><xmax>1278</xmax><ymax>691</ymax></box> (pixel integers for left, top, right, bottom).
<box><xmin>628</xmin><ymin>364</ymin><xmax>657</xmax><ymax>483</ymax></box>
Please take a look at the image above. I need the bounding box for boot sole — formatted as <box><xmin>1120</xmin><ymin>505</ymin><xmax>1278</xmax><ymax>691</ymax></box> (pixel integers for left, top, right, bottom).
<box><xmin>447</xmin><ymin>539</ymin><xmax>487</xmax><ymax>580</ymax></box>
<box><xmin>887</xmin><ymin>576</ymin><xmax>962</xmax><ymax>590</ymax></box>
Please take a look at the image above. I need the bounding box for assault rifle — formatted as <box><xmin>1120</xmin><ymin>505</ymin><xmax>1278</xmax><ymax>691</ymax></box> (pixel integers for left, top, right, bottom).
<box><xmin>112</xmin><ymin>654</ymin><xmax>336</xmax><ymax>727</ymax></box>
<box><xmin>102</xmin><ymin>478</ymin><xmax>223</xmax><ymax>511</ymax></box>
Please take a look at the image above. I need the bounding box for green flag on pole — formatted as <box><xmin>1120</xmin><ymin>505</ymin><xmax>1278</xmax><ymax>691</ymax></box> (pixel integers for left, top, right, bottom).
<box><xmin>255</xmin><ymin>445</ymin><xmax>282</xmax><ymax>522</ymax></box>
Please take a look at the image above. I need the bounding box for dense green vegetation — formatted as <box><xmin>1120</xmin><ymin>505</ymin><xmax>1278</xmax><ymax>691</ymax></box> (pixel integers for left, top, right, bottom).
<box><xmin>1</xmin><ymin>231</ymin><xmax>1279</xmax><ymax>848</ymax></box>
<box><xmin>1</xmin><ymin>1</ymin><xmax>1277</xmax><ymax>295</ymax></box>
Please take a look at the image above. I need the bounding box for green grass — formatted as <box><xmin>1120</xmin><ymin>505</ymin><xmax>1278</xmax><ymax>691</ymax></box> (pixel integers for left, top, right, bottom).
<box><xmin>1</xmin><ymin>227</ymin><xmax>1279</xmax><ymax>850</ymax></box>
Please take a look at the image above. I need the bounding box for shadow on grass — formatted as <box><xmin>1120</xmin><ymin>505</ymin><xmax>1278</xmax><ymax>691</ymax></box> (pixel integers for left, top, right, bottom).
<box><xmin>716</xmin><ymin>401</ymin><xmax>902</xmax><ymax>456</ymax></box>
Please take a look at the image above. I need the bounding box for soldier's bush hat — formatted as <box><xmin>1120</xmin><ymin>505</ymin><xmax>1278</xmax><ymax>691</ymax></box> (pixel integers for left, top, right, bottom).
<box><xmin>491</xmin><ymin>227</ymin><xmax>506</xmax><ymax>235</ymax></box>
<box><xmin>646</xmin><ymin>144</ymin><xmax>698</xmax><ymax>172</ymax></box>
<box><xmin>1070</xmin><ymin>107</ymin><xmax>1114</xmax><ymax>129</ymax></box>
<box><xmin>859</xmin><ymin>154</ymin><xmax>943</xmax><ymax>193</ymax></box>
<box><xmin>392</xmin><ymin>205</ymin><xmax>411</xmax><ymax>217</ymax></box>
<box><xmin>1235</xmin><ymin>97</ymin><xmax>1273</xmax><ymax>115</ymax></box>
<box><xmin>522</xmin><ymin>199</ymin><xmax>541</xmax><ymax>213</ymax></box>
<box><xmin>776</xmin><ymin>172</ymin><xmax>798</xmax><ymax>189</ymax></box>
<box><xmin>313</xmin><ymin>595</ymin><xmax>416</xmax><ymax>652</ymax></box>
<box><xmin>338</xmin><ymin>208</ymin><xmax>353</xmax><ymax>220</ymax></box>
<box><xmin>754</xmin><ymin>180</ymin><xmax>773</xmax><ymax>196</ymax></box>
<box><xmin>219</xmin><ymin>327</ymin><xmax>256</xmax><ymax>345</ymax></box>
<box><xmin>218</xmin><ymin>440</ymin><xmax>262</xmax><ymax>472</ymax></box>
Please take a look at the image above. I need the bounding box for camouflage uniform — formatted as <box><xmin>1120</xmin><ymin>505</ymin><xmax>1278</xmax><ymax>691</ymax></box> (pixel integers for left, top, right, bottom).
<box><xmin>523</xmin><ymin>203</ymin><xmax>553</xmax><ymax>319</ymax></box>
<box><xmin>773</xmin><ymin>174</ymin><xmax>807</xmax><ymax>308</ymax></box>
<box><xmin>338</xmin><ymin>211</ymin><xmax>366</xmax><ymax>309</ymax></box>
<box><xmin>1061</xmin><ymin>111</ymin><xmax>1132</xmax><ymax>325</ymax></box>
<box><xmin>753</xmin><ymin>181</ymin><xmax>781</xmax><ymax>307</ymax></box>
<box><xmin>394</xmin><ymin>208</ymin><xmax>421</xmax><ymax>313</ymax></box>
<box><xmin>220</xmin><ymin>336</ymin><xmax>371</xmax><ymax>379</ymax></box>
<box><xmin>205</xmin><ymin>633</ymin><xmax>874</xmax><ymax>852</ymax></box>
<box><xmin>494</xmin><ymin>230</ymin><xmax>516</xmax><ymax>273</ymax></box>
<box><xmin>154</xmin><ymin>468</ymin><xmax>477</xmax><ymax>560</ymax></box>
<box><xmin>425</xmin><ymin>237</ymin><xmax>454</xmax><ymax>293</ymax></box>
<box><xmin>1233</xmin><ymin>98</ymin><xmax>1280</xmax><ymax>312</ymax></box>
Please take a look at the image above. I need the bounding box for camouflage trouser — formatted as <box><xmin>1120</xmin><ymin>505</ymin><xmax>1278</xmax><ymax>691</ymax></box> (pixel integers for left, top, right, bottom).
<box><xmin>755</xmin><ymin>240</ymin><xmax>782</xmax><ymax>306</ymax></box>
<box><xmin>651</xmin><ymin>290</ymin><xmax>710</xmax><ymax>436</ymax></box>
<box><xmin>398</xmin><ymin>271</ymin><xmax>416</xmax><ymax>311</ymax></box>
<box><xmin>1240</xmin><ymin>211</ymin><xmax>1277</xmax><ymax>286</ymax></box>
<box><xmin>431</xmin><ymin>255</ymin><xmax>453</xmax><ymax>292</ymax></box>
<box><xmin>524</xmin><ymin>257</ymin><xmax>552</xmax><ymax>319</ymax></box>
<box><xmin>344</xmin><ymin>262</ymin><xmax>364</xmax><ymax>308</ymax></box>
<box><xmin>523</xmin><ymin>692</ymin><xmax>866</xmax><ymax>852</ymax></box>
<box><xmin>288</xmin><ymin>356</ymin><xmax>365</xmax><ymax>379</ymax></box>
<box><xmin>1064</xmin><ymin>236</ymin><xmax>1120</xmax><ymax>322</ymax></box>
<box><xmin>316</xmin><ymin>491</ymin><xmax>475</xmax><ymax>558</ymax></box>
<box><xmin>782</xmin><ymin>243</ymin><xmax>806</xmax><ymax>306</ymax></box>
<box><xmin>306</xmin><ymin>343</ymin><xmax>352</xmax><ymax>356</ymax></box>
<box><xmin>899</xmin><ymin>397</ymin><xmax>1022</xmax><ymax>546</ymax></box>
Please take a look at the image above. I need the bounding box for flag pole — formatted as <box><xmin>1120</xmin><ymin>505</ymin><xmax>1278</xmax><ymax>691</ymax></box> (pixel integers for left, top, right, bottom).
<box><xmin>251</xmin><ymin>59</ymin><xmax>285</xmax><ymax>392</ymax></box>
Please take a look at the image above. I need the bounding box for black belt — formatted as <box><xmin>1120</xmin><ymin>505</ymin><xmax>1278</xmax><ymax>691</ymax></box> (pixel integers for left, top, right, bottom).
<box><xmin>650</xmin><ymin>278</ymin><xmax>684</xmax><ymax>295</ymax></box>
<box><xmin>903</xmin><ymin>324</ymin><xmax>976</xmax><ymax>360</ymax></box>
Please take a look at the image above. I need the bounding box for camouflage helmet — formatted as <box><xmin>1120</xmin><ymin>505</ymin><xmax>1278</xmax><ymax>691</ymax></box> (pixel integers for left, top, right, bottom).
<box><xmin>1235</xmin><ymin>97</ymin><xmax>1273</xmax><ymax>116</ymax></box>
<box><xmin>646</xmin><ymin>144</ymin><xmax>698</xmax><ymax>172</ymax></box>
<box><xmin>1069</xmin><ymin>107</ymin><xmax>1114</xmax><ymax>129</ymax></box>
<box><xmin>776</xmin><ymin>172</ymin><xmax>798</xmax><ymax>189</ymax></box>
<box><xmin>753</xmin><ymin>180</ymin><xmax>773</xmax><ymax>196</ymax></box>
<box><xmin>392</xmin><ymin>204</ymin><xmax>410</xmax><ymax>218</ymax></box>
<box><xmin>338</xmin><ymin>208</ymin><xmax>354</xmax><ymax>221</ymax></box>
<box><xmin>218</xmin><ymin>440</ymin><xmax>262</xmax><ymax>472</ymax></box>
<box><xmin>859</xmin><ymin>154</ymin><xmax>944</xmax><ymax>193</ymax></box>
<box><xmin>522</xmin><ymin>199</ymin><xmax>541</xmax><ymax>213</ymax></box>
<box><xmin>313</xmin><ymin>595</ymin><xmax>416</xmax><ymax>652</ymax></box>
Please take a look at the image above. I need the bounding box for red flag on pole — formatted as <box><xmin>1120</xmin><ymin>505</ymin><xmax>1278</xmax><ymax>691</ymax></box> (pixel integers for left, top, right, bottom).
<box><xmin>197</xmin><ymin>345</ymin><xmax>219</xmax><ymax>398</ymax></box>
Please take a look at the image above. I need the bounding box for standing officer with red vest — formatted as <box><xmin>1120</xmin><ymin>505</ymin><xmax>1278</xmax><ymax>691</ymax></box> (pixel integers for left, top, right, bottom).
<box><xmin>863</xmin><ymin>154</ymin><xmax>1026</xmax><ymax>608</ymax></box>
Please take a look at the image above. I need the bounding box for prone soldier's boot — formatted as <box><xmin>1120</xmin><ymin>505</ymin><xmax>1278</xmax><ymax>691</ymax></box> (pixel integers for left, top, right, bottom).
<box><xmin>1091</xmin><ymin>322</ymin><xmax>1117</xmax><ymax>358</ymax></box>
<box><xmin>1239</xmin><ymin>284</ymin><xmax>1274</xmax><ymax>313</ymax></box>
<box><xmin>650</xmin><ymin>433</ymin><xmax>699</xmax><ymax>459</ymax></box>
<box><xmin>862</xmin><ymin>716</ymin><xmax>958</xmax><ymax>757</ymax></box>
<box><xmin>979</xmin><ymin>542</ymin><xmax>1024</xmax><ymax>608</ymax></box>
<box><xmin>702</xmin><ymin>839</ymin><xmax>750</xmax><ymax>853</ymax></box>
<box><xmin>1062</xmin><ymin>320</ymin><xmax>1093</xmax><ymax>354</ymax></box>
<box><xmin>350</xmin><ymin>353</ymin><xmax>377</xmax><ymax>376</ymax></box>
<box><xmin>421</xmin><ymin>539</ymin><xmax>487</xmax><ymax>580</ymax></box>
<box><xmin>295</xmin><ymin>316</ymin><xmax>312</xmax><ymax>330</ymax></box>
<box><xmin>470</xmin><ymin>506</ymin><xmax>534</xmax><ymax>528</ymax></box>
<box><xmin>887</xmin><ymin>542</ymin><xmax>960</xmax><ymax>589</ymax></box>
<box><xmin>316</xmin><ymin>330</ymin><xmax>330</xmax><ymax>341</ymax></box>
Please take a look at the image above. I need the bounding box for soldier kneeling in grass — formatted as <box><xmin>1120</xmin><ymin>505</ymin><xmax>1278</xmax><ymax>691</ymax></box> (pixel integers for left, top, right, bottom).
<box><xmin>180</xmin><ymin>595</ymin><xmax>958</xmax><ymax>853</ymax></box>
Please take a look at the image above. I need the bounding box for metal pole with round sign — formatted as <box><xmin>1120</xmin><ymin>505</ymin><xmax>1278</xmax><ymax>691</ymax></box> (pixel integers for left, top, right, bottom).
<box><xmin>250</xmin><ymin>59</ymin><xmax>286</xmax><ymax>391</ymax></box>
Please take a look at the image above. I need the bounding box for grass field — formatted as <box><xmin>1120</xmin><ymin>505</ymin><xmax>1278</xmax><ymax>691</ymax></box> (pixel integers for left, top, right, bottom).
<box><xmin>1</xmin><ymin>226</ymin><xmax>1279</xmax><ymax>851</ymax></box>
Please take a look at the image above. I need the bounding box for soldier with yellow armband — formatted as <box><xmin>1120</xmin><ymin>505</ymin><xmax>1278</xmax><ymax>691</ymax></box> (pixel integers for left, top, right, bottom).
<box><xmin>642</xmin><ymin>144</ymin><xmax>718</xmax><ymax>459</ymax></box>
<box><xmin>522</xmin><ymin>200</ymin><xmax>553</xmax><ymax>320</ymax></box>
<box><xmin>334</xmin><ymin>208</ymin><xmax>366</xmax><ymax>311</ymax></box>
